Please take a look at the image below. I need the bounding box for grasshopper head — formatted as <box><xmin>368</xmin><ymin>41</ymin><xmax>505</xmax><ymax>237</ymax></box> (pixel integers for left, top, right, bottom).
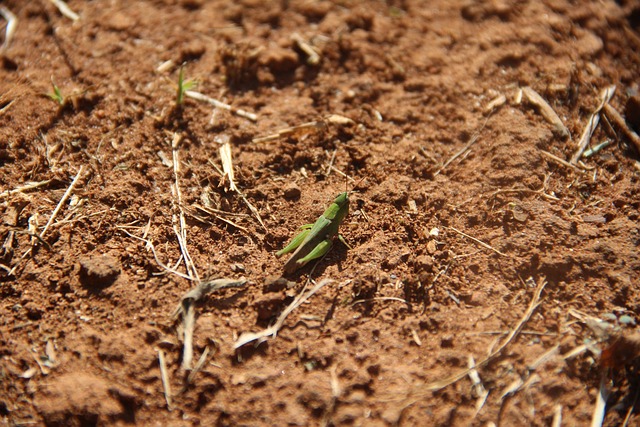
<box><xmin>333</xmin><ymin>191</ymin><xmax>349</xmax><ymax>223</ymax></box>
<box><xmin>334</xmin><ymin>192</ymin><xmax>349</xmax><ymax>207</ymax></box>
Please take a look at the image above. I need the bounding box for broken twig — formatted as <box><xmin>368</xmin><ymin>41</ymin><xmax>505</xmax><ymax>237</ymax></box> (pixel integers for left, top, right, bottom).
<box><xmin>522</xmin><ymin>86</ymin><xmax>570</xmax><ymax>138</ymax></box>
<box><xmin>0</xmin><ymin>6</ymin><xmax>17</xmax><ymax>54</ymax></box>
<box><xmin>158</xmin><ymin>349</ymin><xmax>172</xmax><ymax>410</ymax></box>
<box><xmin>49</xmin><ymin>0</ymin><xmax>79</xmax><ymax>21</ymax></box>
<box><xmin>185</xmin><ymin>90</ymin><xmax>257</xmax><ymax>122</ymax></box>
<box><xmin>447</xmin><ymin>226</ymin><xmax>508</xmax><ymax>257</ymax></box>
<box><xmin>174</xmin><ymin>278</ymin><xmax>247</xmax><ymax>369</ymax></box>
<box><xmin>571</xmin><ymin>86</ymin><xmax>616</xmax><ymax>163</ymax></box>
<box><xmin>603</xmin><ymin>103</ymin><xmax>640</xmax><ymax>154</ymax></box>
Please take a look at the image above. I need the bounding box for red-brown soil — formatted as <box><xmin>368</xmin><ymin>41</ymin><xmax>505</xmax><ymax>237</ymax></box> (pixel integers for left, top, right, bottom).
<box><xmin>1</xmin><ymin>1</ymin><xmax>640</xmax><ymax>426</ymax></box>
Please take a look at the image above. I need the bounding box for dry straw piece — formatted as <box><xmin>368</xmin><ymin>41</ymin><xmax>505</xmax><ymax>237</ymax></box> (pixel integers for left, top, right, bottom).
<box><xmin>171</xmin><ymin>133</ymin><xmax>199</xmax><ymax>282</ymax></box>
<box><xmin>0</xmin><ymin>6</ymin><xmax>17</xmax><ymax>54</ymax></box>
<box><xmin>603</xmin><ymin>103</ymin><xmax>640</xmax><ymax>154</ymax></box>
<box><xmin>49</xmin><ymin>0</ymin><xmax>80</xmax><ymax>21</ymax></box>
<box><xmin>185</xmin><ymin>90</ymin><xmax>257</xmax><ymax>121</ymax></box>
<box><xmin>174</xmin><ymin>278</ymin><xmax>247</xmax><ymax>369</ymax></box>
<box><xmin>571</xmin><ymin>85</ymin><xmax>616</xmax><ymax>164</ymax></box>
<box><xmin>252</xmin><ymin>114</ymin><xmax>354</xmax><ymax>143</ymax></box>
<box><xmin>522</xmin><ymin>86</ymin><xmax>570</xmax><ymax>138</ymax></box>
<box><xmin>8</xmin><ymin>167</ymin><xmax>84</xmax><ymax>276</ymax></box>
<box><xmin>217</xmin><ymin>139</ymin><xmax>266</xmax><ymax>230</ymax></box>
<box><xmin>292</xmin><ymin>32</ymin><xmax>321</xmax><ymax>65</ymax></box>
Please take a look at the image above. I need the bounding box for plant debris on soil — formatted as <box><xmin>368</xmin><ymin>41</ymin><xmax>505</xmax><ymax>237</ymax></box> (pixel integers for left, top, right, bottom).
<box><xmin>1</xmin><ymin>1</ymin><xmax>640</xmax><ymax>426</ymax></box>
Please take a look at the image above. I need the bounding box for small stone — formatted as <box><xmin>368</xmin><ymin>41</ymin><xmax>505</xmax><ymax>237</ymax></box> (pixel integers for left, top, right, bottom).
<box><xmin>283</xmin><ymin>183</ymin><xmax>301</xmax><ymax>200</ymax></box>
<box><xmin>106</xmin><ymin>12</ymin><xmax>135</xmax><ymax>31</ymax></box>
<box><xmin>34</xmin><ymin>373</ymin><xmax>124</xmax><ymax>425</ymax></box>
<box><xmin>79</xmin><ymin>254</ymin><xmax>121</xmax><ymax>290</ymax></box>
<box><xmin>576</xmin><ymin>31</ymin><xmax>603</xmax><ymax>58</ymax></box>
<box><xmin>414</xmin><ymin>255</ymin><xmax>434</xmax><ymax>272</ymax></box>
<box><xmin>260</xmin><ymin>45</ymin><xmax>299</xmax><ymax>73</ymax></box>
<box><xmin>263</xmin><ymin>275</ymin><xmax>294</xmax><ymax>293</ymax></box>
<box><xmin>619</xmin><ymin>315</ymin><xmax>636</xmax><ymax>326</ymax></box>
<box><xmin>230</xmin><ymin>263</ymin><xmax>245</xmax><ymax>273</ymax></box>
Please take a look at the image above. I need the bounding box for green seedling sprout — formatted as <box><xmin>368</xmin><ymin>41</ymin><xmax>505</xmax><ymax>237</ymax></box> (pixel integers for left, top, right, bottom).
<box><xmin>176</xmin><ymin>64</ymin><xmax>196</xmax><ymax>106</ymax></box>
<box><xmin>47</xmin><ymin>78</ymin><xmax>65</xmax><ymax>106</ymax></box>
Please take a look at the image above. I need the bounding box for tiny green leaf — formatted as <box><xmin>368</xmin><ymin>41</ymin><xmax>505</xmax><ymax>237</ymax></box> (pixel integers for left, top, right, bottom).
<box><xmin>47</xmin><ymin>80</ymin><xmax>65</xmax><ymax>106</ymax></box>
<box><xmin>176</xmin><ymin>64</ymin><xmax>196</xmax><ymax>105</ymax></box>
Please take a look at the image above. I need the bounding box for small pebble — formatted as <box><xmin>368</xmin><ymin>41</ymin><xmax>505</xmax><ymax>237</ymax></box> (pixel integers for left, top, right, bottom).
<box><xmin>619</xmin><ymin>315</ymin><xmax>636</xmax><ymax>326</ymax></box>
<box><xmin>283</xmin><ymin>183</ymin><xmax>301</xmax><ymax>200</ymax></box>
<box><xmin>79</xmin><ymin>254</ymin><xmax>121</xmax><ymax>290</ymax></box>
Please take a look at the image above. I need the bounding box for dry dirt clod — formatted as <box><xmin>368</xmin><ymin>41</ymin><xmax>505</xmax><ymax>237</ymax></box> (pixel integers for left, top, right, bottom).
<box><xmin>283</xmin><ymin>183</ymin><xmax>301</xmax><ymax>200</ymax></box>
<box><xmin>34</xmin><ymin>373</ymin><xmax>128</xmax><ymax>425</ymax></box>
<box><xmin>78</xmin><ymin>254</ymin><xmax>121</xmax><ymax>290</ymax></box>
<box><xmin>626</xmin><ymin>95</ymin><xmax>640</xmax><ymax>133</ymax></box>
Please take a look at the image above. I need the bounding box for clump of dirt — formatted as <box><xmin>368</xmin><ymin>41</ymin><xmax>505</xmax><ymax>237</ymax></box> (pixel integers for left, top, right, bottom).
<box><xmin>78</xmin><ymin>253</ymin><xmax>121</xmax><ymax>290</ymax></box>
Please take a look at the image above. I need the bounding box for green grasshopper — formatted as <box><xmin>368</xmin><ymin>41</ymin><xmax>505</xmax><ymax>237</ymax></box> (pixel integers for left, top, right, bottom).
<box><xmin>276</xmin><ymin>191</ymin><xmax>351</xmax><ymax>274</ymax></box>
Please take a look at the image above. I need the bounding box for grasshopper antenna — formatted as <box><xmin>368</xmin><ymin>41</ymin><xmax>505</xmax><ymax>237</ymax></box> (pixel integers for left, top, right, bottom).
<box><xmin>349</xmin><ymin>176</ymin><xmax>367</xmax><ymax>195</ymax></box>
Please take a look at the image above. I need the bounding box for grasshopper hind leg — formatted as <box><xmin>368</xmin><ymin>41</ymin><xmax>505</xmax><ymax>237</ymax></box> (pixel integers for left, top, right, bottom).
<box><xmin>295</xmin><ymin>239</ymin><xmax>333</xmax><ymax>268</ymax></box>
<box><xmin>276</xmin><ymin>224</ymin><xmax>313</xmax><ymax>257</ymax></box>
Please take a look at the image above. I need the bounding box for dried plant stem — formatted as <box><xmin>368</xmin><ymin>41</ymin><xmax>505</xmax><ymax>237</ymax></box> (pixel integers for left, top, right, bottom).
<box><xmin>8</xmin><ymin>167</ymin><xmax>83</xmax><ymax>276</ymax></box>
<box><xmin>591</xmin><ymin>372</ymin><xmax>609</xmax><ymax>427</ymax></box>
<box><xmin>540</xmin><ymin>150</ymin><xmax>585</xmax><ymax>173</ymax></box>
<box><xmin>174</xmin><ymin>278</ymin><xmax>247</xmax><ymax>370</ymax></box>
<box><xmin>49</xmin><ymin>0</ymin><xmax>79</xmax><ymax>21</ymax></box>
<box><xmin>0</xmin><ymin>180</ymin><xmax>53</xmax><ymax>200</ymax></box>
<box><xmin>158</xmin><ymin>350</ymin><xmax>172</xmax><ymax>410</ymax></box>
<box><xmin>252</xmin><ymin>115</ymin><xmax>354</xmax><ymax>143</ymax></box>
<box><xmin>571</xmin><ymin>86</ymin><xmax>616</xmax><ymax>163</ymax></box>
<box><xmin>171</xmin><ymin>134</ymin><xmax>199</xmax><ymax>282</ymax></box>
<box><xmin>0</xmin><ymin>6</ymin><xmax>18</xmax><ymax>53</ymax></box>
<box><xmin>603</xmin><ymin>103</ymin><xmax>640</xmax><ymax>154</ymax></box>
<box><xmin>522</xmin><ymin>86</ymin><xmax>570</xmax><ymax>138</ymax></box>
<box><xmin>117</xmin><ymin>226</ymin><xmax>193</xmax><ymax>281</ymax></box>
<box><xmin>447</xmin><ymin>226</ymin><xmax>507</xmax><ymax>257</ymax></box>
<box><xmin>185</xmin><ymin>90</ymin><xmax>257</xmax><ymax>122</ymax></box>
<box><xmin>186</xmin><ymin>346</ymin><xmax>211</xmax><ymax>386</ymax></box>
<box><xmin>218</xmin><ymin>141</ymin><xmax>266</xmax><ymax>230</ymax></box>
<box><xmin>41</xmin><ymin>166</ymin><xmax>84</xmax><ymax>238</ymax></box>
<box><xmin>552</xmin><ymin>405</ymin><xmax>563</xmax><ymax>427</ymax></box>
<box><xmin>435</xmin><ymin>116</ymin><xmax>490</xmax><ymax>176</ymax></box>
<box><xmin>253</xmin><ymin>120</ymin><xmax>328</xmax><ymax>143</ymax></box>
